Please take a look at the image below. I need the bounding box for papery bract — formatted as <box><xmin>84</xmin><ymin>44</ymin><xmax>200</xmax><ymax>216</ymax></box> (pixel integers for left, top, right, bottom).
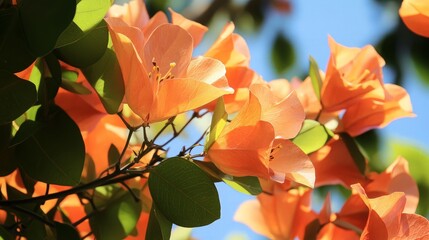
<box><xmin>203</xmin><ymin>22</ymin><xmax>262</xmax><ymax>113</ymax></box>
<box><xmin>321</xmin><ymin>36</ymin><xmax>385</xmax><ymax>112</ymax></box>
<box><xmin>309</xmin><ymin>136</ymin><xmax>367</xmax><ymax>188</ymax></box>
<box><xmin>234</xmin><ymin>187</ymin><xmax>316</xmax><ymax>240</ymax></box>
<box><xmin>107</xmin><ymin>0</ymin><xmax>150</xmax><ymax>30</ymax></box>
<box><xmin>106</xmin><ymin>20</ymin><xmax>232</xmax><ymax>123</ymax></box>
<box><xmin>365</xmin><ymin>156</ymin><xmax>419</xmax><ymax>213</ymax></box>
<box><xmin>206</xmin><ymin>92</ymin><xmax>314</xmax><ymax>187</ymax></box>
<box><xmin>251</xmin><ymin>81</ymin><xmax>305</xmax><ymax>139</ymax></box>
<box><xmin>350</xmin><ymin>184</ymin><xmax>429</xmax><ymax>239</ymax></box>
<box><xmin>399</xmin><ymin>0</ymin><xmax>429</xmax><ymax>37</ymax></box>
<box><xmin>341</xmin><ymin>84</ymin><xmax>415</xmax><ymax>136</ymax></box>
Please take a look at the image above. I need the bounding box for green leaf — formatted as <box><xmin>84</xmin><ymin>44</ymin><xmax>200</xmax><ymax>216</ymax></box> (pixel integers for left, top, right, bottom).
<box><xmin>304</xmin><ymin>219</ymin><xmax>322</xmax><ymax>240</ymax></box>
<box><xmin>16</xmin><ymin>106</ymin><xmax>85</xmax><ymax>186</ymax></box>
<box><xmin>205</xmin><ymin>97</ymin><xmax>227</xmax><ymax>151</ymax></box>
<box><xmin>410</xmin><ymin>36</ymin><xmax>429</xmax><ymax>88</ymax></box>
<box><xmin>0</xmin><ymin>225</ymin><xmax>14</xmax><ymax>240</ymax></box>
<box><xmin>55</xmin><ymin>20</ymin><xmax>109</xmax><ymax>68</ymax></box>
<box><xmin>0</xmin><ymin>122</ymin><xmax>11</xmax><ymax>149</ymax></box>
<box><xmin>0</xmin><ymin>8</ymin><xmax>36</xmax><ymax>72</ymax></box>
<box><xmin>108</xmin><ymin>144</ymin><xmax>120</xmax><ymax>166</ymax></box>
<box><xmin>56</xmin><ymin>0</ymin><xmax>112</xmax><ymax>48</ymax></box>
<box><xmin>145</xmin><ymin>204</ymin><xmax>172</xmax><ymax>240</ymax></box>
<box><xmin>9</xmin><ymin>120</ymin><xmax>40</xmax><ymax>147</ymax></box>
<box><xmin>292</xmin><ymin>120</ymin><xmax>330</xmax><ymax>154</ymax></box>
<box><xmin>45</xmin><ymin>53</ymin><xmax>62</xmax><ymax>87</ymax></box>
<box><xmin>61</xmin><ymin>71</ymin><xmax>92</xmax><ymax>95</ymax></box>
<box><xmin>355</xmin><ymin>130</ymin><xmax>383</xmax><ymax>172</ymax></box>
<box><xmin>339</xmin><ymin>133</ymin><xmax>366</xmax><ymax>175</ymax></box>
<box><xmin>271</xmin><ymin>33</ymin><xmax>295</xmax><ymax>74</ymax></box>
<box><xmin>149</xmin><ymin>157</ymin><xmax>220</xmax><ymax>227</ymax></box>
<box><xmin>194</xmin><ymin>161</ymin><xmax>261</xmax><ymax>195</ymax></box>
<box><xmin>19</xmin><ymin>0</ymin><xmax>76</xmax><ymax>56</ymax></box>
<box><xmin>82</xmin><ymin>39</ymin><xmax>124</xmax><ymax>114</ymax></box>
<box><xmin>0</xmin><ymin>70</ymin><xmax>37</xmax><ymax>124</ymax></box>
<box><xmin>0</xmin><ymin>123</ymin><xmax>17</xmax><ymax>176</ymax></box>
<box><xmin>308</xmin><ymin>56</ymin><xmax>323</xmax><ymax>100</ymax></box>
<box><xmin>54</xmin><ymin>222</ymin><xmax>80</xmax><ymax>240</ymax></box>
<box><xmin>222</xmin><ymin>176</ymin><xmax>262</xmax><ymax>195</ymax></box>
<box><xmin>86</xmin><ymin>185</ymin><xmax>142</xmax><ymax>240</ymax></box>
<box><xmin>29</xmin><ymin>58</ymin><xmax>61</xmax><ymax>106</ymax></box>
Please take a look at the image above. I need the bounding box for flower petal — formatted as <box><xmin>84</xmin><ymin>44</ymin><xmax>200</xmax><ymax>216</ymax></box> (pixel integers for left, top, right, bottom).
<box><xmin>207</xmin><ymin>121</ymin><xmax>274</xmax><ymax>178</ymax></box>
<box><xmin>365</xmin><ymin>156</ymin><xmax>419</xmax><ymax>213</ymax></box>
<box><xmin>251</xmin><ymin>83</ymin><xmax>305</xmax><ymax>139</ymax></box>
<box><xmin>170</xmin><ymin>8</ymin><xmax>208</xmax><ymax>47</ymax></box>
<box><xmin>269</xmin><ymin>139</ymin><xmax>315</xmax><ymax>187</ymax></box>
<box><xmin>321</xmin><ymin>36</ymin><xmax>385</xmax><ymax>111</ymax></box>
<box><xmin>310</xmin><ymin>137</ymin><xmax>367</xmax><ymax>188</ymax></box>
<box><xmin>205</xmin><ymin>22</ymin><xmax>250</xmax><ymax>67</ymax></box>
<box><xmin>400</xmin><ymin>0</ymin><xmax>429</xmax><ymax>37</ymax></box>
<box><xmin>144</xmin><ymin>24</ymin><xmax>193</xmax><ymax>77</ymax></box>
<box><xmin>234</xmin><ymin>199</ymin><xmax>275</xmax><ymax>239</ymax></box>
<box><xmin>141</xmin><ymin>11</ymin><xmax>168</xmax><ymax>38</ymax></box>
<box><xmin>107</xmin><ymin>0</ymin><xmax>149</xmax><ymax>30</ymax></box>
<box><xmin>150</xmin><ymin>77</ymin><xmax>232</xmax><ymax>122</ymax></box>
<box><xmin>395</xmin><ymin>213</ymin><xmax>429</xmax><ymax>239</ymax></box>
<box><xmin>106</xmin><ymin>17</ymin><xmax>154</xmax><ymax>118</ymax></box>
<box><xmin>342</xmin><ymin>84</ymin><xmax>415</xmax><ymax>136</ymax></box>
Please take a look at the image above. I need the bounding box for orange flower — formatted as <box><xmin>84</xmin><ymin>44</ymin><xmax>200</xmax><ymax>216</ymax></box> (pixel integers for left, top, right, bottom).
<box><xmin>234</xmin><ymin>187</ymin><xmax>316</xmax><ymax>240</ymax></box>
<box><xmin>288</xmin><ymin>77</ymin><xmax>322</xmax><ymax>119</ymax></box>
<box><xmin>203</xmin><ymin>22</ymin><xmax>262</xmax><ymax>113</ymax></box>
<box><xmin>309</xmin><ymin>136</ymin><xmax>367</xmax><ymax>188</ymax></box>
<box><xmin>107</xmin><ymin>0</ymin><xmax>150</xmax><ymax>30</ymax></box>
<box><xmin>107</xmin><ymin>3</ymin><xmax>207</xmax><ymax>48</ymax></box>
<box><xmin>348</xmin><ymin>184</ymin><xmax>428</xmax><ymax>239</ymax></box>
<box><xmin>340</xmin><ymin>84</ymin><xmax>415</xmax><ymax>136</ymax></box>
<box><xmin>221</xmin><ymin>66</ymin><xmax>262</xmax><ymax>113</ymax></box>
<box><xmin>250</xmin><ymin>82</ymin><xmax>305</xmax><ymax>139</ymax></box>
<box><xmin>318</xmin><ymin>184</ymin><xmax>429</xmax><ymax>239</ymax></box>
<box><xmin>319</xmin><ymin>184</ymin><xmax>429</xmax><ymax>239</ymax></box>
<box><xmin>205</xmin><ymin>22</ymin><xmax>250</xmax><ymax>68</ymax></box>
<box><xmin>364</xmin><ymin>156</ymin><xmax>419</xmax><ymax>213</ymax></box>
<box><xmin>206</xmin><ymin>92</ymin><xmax>314</xmax><ymax>186</ymax></box>
<box><xmin>321</xmin><ymin>36</ymin><xmax>385</xmax><ymax>112</ymax></box>
<box><xmin>106</xmin><ymin>20</ymin><xmax>232</xmax><ymax>123</ymax></box>
<box><xmin>399</xmin><ymin>0</ymin><xmax>429</xmax><ymax>37</ymax></box>
<box><xmin>273</xmin><ymin>77</ymin><xmax>339</xmax><ymax>126</ymax></box>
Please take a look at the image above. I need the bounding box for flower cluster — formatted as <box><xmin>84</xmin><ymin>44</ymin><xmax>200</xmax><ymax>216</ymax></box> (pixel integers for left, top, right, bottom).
<box><xmin>0</xmin><ymin>0</ymin><xmax>428</xmax><ymax>239</ymax></box>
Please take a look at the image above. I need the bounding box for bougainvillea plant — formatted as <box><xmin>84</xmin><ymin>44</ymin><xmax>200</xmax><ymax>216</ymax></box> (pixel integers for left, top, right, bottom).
<box><xmin>0</xmin><ymin>0</ymin><xmax>428</xmax><ymax>239</ymax></box>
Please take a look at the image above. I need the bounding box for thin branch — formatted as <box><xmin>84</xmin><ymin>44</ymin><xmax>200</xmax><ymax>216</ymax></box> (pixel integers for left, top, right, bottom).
<box><xmin>0</xmin><ymin>172</ymin><xmax>119</xmax><ymax>206</ymax></box>
<box><xmin>119</xmin><ymin>181</ymin><xmax>140</xmax><ymax>202</ymax></box>
<box><xmin>160</xmin><ymin>112</ymin><xmax>199</xmax><ymax>148</ymax></box>
<box><xmin>152</xmin><ymin>116</ymin><xmax>176</xmax><ymax>142</ymax></box>
<box><xmin>9</xmin><ymin>205</ymin><xmax>54</xmax><ymax>227</ymax></box>
<box><xmin>73</xmin><ymin>210</ymin><xmax>96</xmax><ymax>227</ymax></box>
<box><xmin>181</xmin><ymin>128</ymin><xmax>208</xmax><ymax>155</ymax></box>
<box><xmin>115</xmin><ymin>129</ymin><xmax>135</xmax><ymax>172</ymax></box>
<box><xmin>117</xmin><ymin>111</ymin><xmax>140</xmax><ymax>131</ymax></box>
<box><xmin>81</xmin><ymin>231</ymin><xmax>93</xmax><ymax>239</ymax></box>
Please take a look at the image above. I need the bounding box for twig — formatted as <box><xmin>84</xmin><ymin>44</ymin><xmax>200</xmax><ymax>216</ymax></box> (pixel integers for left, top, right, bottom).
<box><xmin>9</xmin><ymin>205</ymin><xmax>54</xmax><ymax>227</ymax></box>
<box><xmin>115</xmin><ymin>129</ymin><xmax>135</xmax><ymax>172</ymax></box>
